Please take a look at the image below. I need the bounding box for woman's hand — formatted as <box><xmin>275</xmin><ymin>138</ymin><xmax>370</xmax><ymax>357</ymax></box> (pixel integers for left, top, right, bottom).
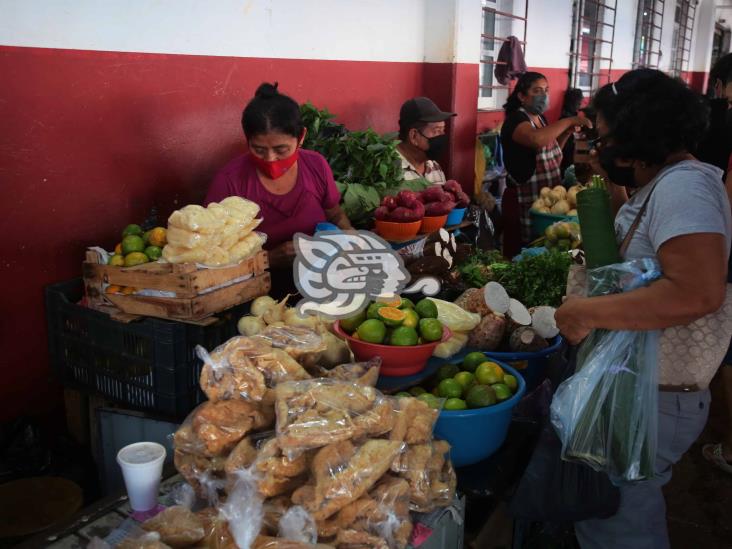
<box><xmin>268</xmin><ymin>241</ymin><xmax>296</xmax><ymax>269</ymax></box>
<box><xmin>555</xmin><ymin>297</ymin><xmax>594</xmax><ymax>345</ymax></box>
<box><xmin>572</xmin><ymin>114</ymin><xmax>593</xmax><ymax>130</ymax></box>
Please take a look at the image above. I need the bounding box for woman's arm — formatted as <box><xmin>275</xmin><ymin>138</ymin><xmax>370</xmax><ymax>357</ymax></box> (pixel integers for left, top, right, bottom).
<box><xmin>512</xmin><ymin>115</ymin><xmax>592</xmax><ymax>150</ymax></box>
<box><xmin>325</xmin><ymin>205</ymin><xmax>353</xmax><ymax>230</ymax></box>
<box><xmin>556</xmin><ymin>232</ymin><xmax>728</xmax><ymax>344</ymax></box>
<box><xmin>268</xmin><ymin>241</ymin><xmax>296</xmax><ymax>269</ymax></box>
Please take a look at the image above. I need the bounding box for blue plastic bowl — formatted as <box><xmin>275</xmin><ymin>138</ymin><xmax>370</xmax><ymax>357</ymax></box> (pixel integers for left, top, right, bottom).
<box><xmin>315</xmin><ymin>222</ymin><xmax>340</xmax><ymax>233</ymax></box>
<box><xmin>446</xmin><ymin>207</ymin><xmax>466</xmax><ymax>226</ymax></box>
<box><xmin>434</xmin><ymin>361</ymin><xmax>526</xmax><ymax>467</ymax></box>
<box><xmin>483</xmin><ymin>335</ymin><xmax>563</xmax><ymax>391</ymax></box>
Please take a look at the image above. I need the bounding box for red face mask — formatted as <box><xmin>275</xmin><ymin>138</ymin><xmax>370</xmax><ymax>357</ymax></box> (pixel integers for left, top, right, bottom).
<box><xmin>251</xmin><ymin>147</ymin><xmax>299</xmax><ymax>180</ymax></box>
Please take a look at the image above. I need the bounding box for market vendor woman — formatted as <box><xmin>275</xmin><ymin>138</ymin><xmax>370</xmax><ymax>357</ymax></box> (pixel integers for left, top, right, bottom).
<box><xmin>500</xmin><ymin>72</ymin><xmax>591</xmax><ymax>253</ymax></box>
<box><xmin>206</xmin><ymin>83</ymin><xmax>353</xmax><ymax>281</ymax></box>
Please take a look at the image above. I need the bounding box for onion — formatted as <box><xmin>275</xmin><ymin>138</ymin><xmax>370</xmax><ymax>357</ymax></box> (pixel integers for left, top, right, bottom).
<box><xmin>251</xmin><ymin>296</ymin><xmax>277</xmax><ymax>317</ymax></box>
<box><xmin>237</xmin><ymin>315</ymin><xmax>266</xmax><ymax>336</ymax></box>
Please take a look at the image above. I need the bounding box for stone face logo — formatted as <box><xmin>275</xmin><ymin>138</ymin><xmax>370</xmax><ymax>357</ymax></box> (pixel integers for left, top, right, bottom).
<box><xmin>293</xmin><ymin>231</ymin><xmax>440</xmax><ymax>319</ymax></box>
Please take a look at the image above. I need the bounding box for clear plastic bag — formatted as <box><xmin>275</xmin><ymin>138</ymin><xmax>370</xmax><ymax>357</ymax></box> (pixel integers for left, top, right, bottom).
<box><xmin>550</xmin><ymin>258</ymin><xmax>662</xmax><ymax>482</ymax></box>
<box><xmin>278</xmin><ymin>505</ymin><xmax>318</xmax><ymax>544</ymax></box>
<box><xmin>312</xmin><ymin>358</ymin><xmax>381</xmax><ymax>387</ymax></box>
<box><xmin>389</xmin><ymin>396</ymin><xmax>440</xmax><ymax>445</ymax></box>
<box><xmin>255</xmin><ymin>326</ymin><xmax>328</xmax><ymax>364</ymax></box>
<box><xmin>221</xmin><ymin>468</ymin><xmax>264</xmax><ymax>549</ymax></box>
<box><xmin>391</xmin><ymin>440</ymin><xmax>454</xmax><ymax>513</ymax></box>
<box><xmin>141</xmin><ymin>506</ymin><xmax>206</xmax><ymax>547</ymax></box>
<box><xmin>290</xmin><ymin>438</ymin><xmax>406</xmax><ymax>521</ymax></box>
<box><xmin>274</xmin><ymin>380</ymin><xmax>395</xmax><ymax>458</ymax></box>
<box><xmin>198</xmin><ymin>335</ymin><xmax>311</xmax><ymax>402</ymax></box>
<box><xmin>249</xmin><ymin>438</ymin><xmax>312</xmax><ymax>498</ymax></box>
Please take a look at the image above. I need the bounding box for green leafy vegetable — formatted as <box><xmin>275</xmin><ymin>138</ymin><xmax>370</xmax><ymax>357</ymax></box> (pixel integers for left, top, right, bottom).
<box><xmin>456</xmin><ymin>249</ymin><xmax>507</xmax><ymax>288</ymax></box>
<box><xmin>493</xmin><ymin>250</ymin><xmax>572</xmax><ymax>308</ymax></box>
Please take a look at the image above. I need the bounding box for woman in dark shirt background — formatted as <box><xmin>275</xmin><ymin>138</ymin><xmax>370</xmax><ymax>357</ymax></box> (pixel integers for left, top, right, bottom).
<box><xmin>500</xmin><ymin>72</ymin><xmax>591</xmax><ymax>255</ymax></box>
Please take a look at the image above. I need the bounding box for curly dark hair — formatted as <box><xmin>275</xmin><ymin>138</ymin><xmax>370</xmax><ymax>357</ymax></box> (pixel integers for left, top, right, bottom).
<box><xmin>591</xmin><ymin>69</ymin><xmax>709</xmax><ymax>165</ymax></box>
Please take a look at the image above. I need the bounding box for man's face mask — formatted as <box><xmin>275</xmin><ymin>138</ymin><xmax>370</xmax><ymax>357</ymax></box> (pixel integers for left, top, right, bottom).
<box><xmin>525</xmin><ymin>94</ymin><xmax>549</xmax><ymax>115</ymax></box>
<box><xmin>599</xmin><ymin>146</ymin><xmax>637</xmax><ymax>188</ymax></box>
<box><xmin>418</xmin><ymin>131</ymin><xmax>448</xmax><ymax>160</ymax></box>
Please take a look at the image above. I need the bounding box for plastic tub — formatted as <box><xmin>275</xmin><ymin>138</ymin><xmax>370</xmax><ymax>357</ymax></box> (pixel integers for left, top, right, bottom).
<box><xmin>434</xmin><ymin>361</ymin><xmax>526</xmax><ymax>467</ymax></box>
<box><xmin>529</xmin><ymin>210</ymin><xmax>578</xmax><ymax>239</ymax></box>
<box><xmin>419</xmin><ymin>215</ymin><xmax>448</xmax><ymax>234</ymax></box>
<box><xmin>483</xmin><ymin>335</ymin><xmax>563</xmax><ymax>390</ymax></box>
<box><xmin>446</xmin><ymin>207</ymin><xmax>466</xmax><ymax>226</ymax></box>
<box><xmin>374</xmin><ymin>219</ymin><xmax>421</xmax><ymax>241</ymax></box>
<box><xmin>333</xmin><ymin>321</ymin><xmax>451</xmax><ymax>376</ymax></box>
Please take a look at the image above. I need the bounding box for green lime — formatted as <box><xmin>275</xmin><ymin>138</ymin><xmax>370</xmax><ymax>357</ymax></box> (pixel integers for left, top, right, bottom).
<box><xmin>144</xmin><ymin>245</ymin><xmax>162</xmax><ymax>261</ymax></box>
<box><xmin>367</xmin><ymin>302</ymin><xmax>387</xmax><ymax>320</ymax></box>
<box><xmin>408</xmin><ymin>386</ymin><xmax>426</xmax><ymax>397</ymax></box>
<box><xmin>465</xmin><ymin>384</ymin><xmax>497</xmax><ymax>408</ymax></box>
<box><xmin>476</xmin><ymin>362</ymin><xmax>503</xmax><ymax>385</ymax></box>
<box><xmin>444</xmin><ymin>398</ymin><xmax>468</xmax><ymax>411</ymax></box>
<box><xmin>402</xmin><ymin>309</ymin><xmax>419</xmax><ymax>329</ymax></box>
<box><xmin>124</xmin><ymin>251</ymin><xmax>149</xmax><ymax>267</ymax></box>
<box><xmin>454</xmin><ymin>371</ymin><xmax>476</xmax><ymax>392</ymax></box>
<box><xmin>108</xmin><ymin>254</ymin><xmax>125</xmax><ymax>266</ymax></box>
<box><xmin>142</xmin><ymin>229</ymin><xmax>153</xmax><ymax>245</ymax></box>
<box><xmin>122</xmin><ymin>224</ymin><xmax>143</xmax><ymax>237</ymax></box>
<box><xmin>417</xmin><ymin>393</ymin><xmax>442</xmax><ymax>409</ymax></box>
<box><xmin>462</xmin><ymin>352</ymin><xmax>488</xmax><ymax>373</ymax></box>
<box><xmin>503</xmin><ymin>374</ymin><xmax>518</xmax><ymax>392</ymax></box>
<box><xmin>419</xmin><ymin>318</ymin><xmax>444</xmax><ymax>342</ymax></box>
<box><xmin>414</xmin><ymin>298</ymin><xmax>438</xmax><ymax>319</ymax></box>
<box><xmin>437</xmin><ymin>378</ymin><xmax>463</xmax><ymax>399</ymax></box>
<box><xmin>492</xmin><ymin>383</ymin><xmax>512</xmax><ymax>401</ymax></box>
<box><xmin>357</xmin><ymin>319</ymin><xmax>387</xmax><ymax>344</ymax></box>
<box><xmin>340</xmin><ymin>311</ymin><xmax>366</xmax><ymax>334</ymax></box>
<box><xmin>436</xmin><ymin>363</ymin><xmax>460</xmax><ymax>382</ymax></box>
<box><xmin>399</xmin><ymin>297</ymin><xmax>415</xmax><ymax>310</ymax></box>
<box><xmin>396</xmin><ymin>391</ymin><xmax>412</xmax><ymax>398</ymax></box>
<box><xmin>121</xmin><ymin>235</ymin><xmax>145</xmax><ymax>255</ymax></box>
<box><xmin>377</xmin><ymin>307</ymin><xmax>406</xmax><ymax>327</ymax></box>
<box><xmin>389</xmin><ymin>326</ymin><xmax>419</xmax><ymax>346</ymax></box>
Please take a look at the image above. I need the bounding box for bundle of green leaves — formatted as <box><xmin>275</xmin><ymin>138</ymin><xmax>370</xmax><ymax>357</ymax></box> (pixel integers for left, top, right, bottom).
<box><xmin>300</xmin><ymin>102</ymin><xmax>425</xmax><ymax>226</ymax></box>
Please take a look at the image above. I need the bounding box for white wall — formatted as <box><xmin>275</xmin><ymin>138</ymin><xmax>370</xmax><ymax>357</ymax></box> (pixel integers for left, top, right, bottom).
<box><xmin>691</xmin><ymin>0</ymin><xmax>717</xmax><ymax>73</ymax></box>
<box><xmin>0</xmin><ymin>0</ymin><xmax>431</xmax><ymax>62</ymax></box>
<box><xmin>524</xmin><ymin>0</ymin><xmax>573</xmax><ymax>68</ymax></box>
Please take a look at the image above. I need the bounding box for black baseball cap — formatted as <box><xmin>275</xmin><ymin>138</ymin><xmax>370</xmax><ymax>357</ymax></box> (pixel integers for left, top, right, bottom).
<box><xmin>399</xmin><ymin>97</ymin><xmax>456</xmax><ymax>130</ymax></box>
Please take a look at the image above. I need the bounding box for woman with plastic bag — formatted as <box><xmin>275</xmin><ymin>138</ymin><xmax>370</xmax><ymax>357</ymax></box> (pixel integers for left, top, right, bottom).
<box><xmin>554</xmin><ymin>69</ymin><xmax>732</xmax><ymax>549</ymax></box>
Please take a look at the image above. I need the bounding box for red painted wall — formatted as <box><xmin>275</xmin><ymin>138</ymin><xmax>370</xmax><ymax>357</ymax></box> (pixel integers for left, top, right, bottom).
<box><xmin>0</xmin><ymin>46</ymin><xmax>434</xmax><ymax>421</ymax></box>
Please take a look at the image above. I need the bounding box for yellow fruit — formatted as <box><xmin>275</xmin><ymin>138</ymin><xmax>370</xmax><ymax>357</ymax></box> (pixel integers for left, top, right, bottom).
<box><xmin>114</xmin><ymin>243</ymin><xmax>122</xmax><ymax>255</ymax></box>
<box><xmin>124</xmin><ymin>252</ymin><xmax>149</xmax><ymax>267</ymax></box>
<box><xmin>148</xmin><ymin>227</ymin><xmax>167</xmax><ymax>247</ymax></box>
<box><xmin>108</xmin><ymin>254</ymin><xmax>125</xmax><ymax>267</ymax></box>
<box><xmin>105</xmin><ymin>285</ymin><xmax>122</xmax><ymax>294</ymax></box>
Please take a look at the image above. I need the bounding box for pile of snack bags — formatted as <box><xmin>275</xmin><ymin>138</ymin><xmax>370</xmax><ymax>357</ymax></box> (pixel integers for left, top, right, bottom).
<box><xmin>114</xmin><ymin>324</ymin><xmax>457</xmax><ymax>549</ymax></box>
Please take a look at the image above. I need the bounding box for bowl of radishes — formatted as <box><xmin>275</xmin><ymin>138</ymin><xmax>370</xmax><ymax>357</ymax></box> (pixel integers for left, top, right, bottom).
<box><xmin>374</xmin><ymin>191</ymin><xmax>425</xmax><ymax>240</ymax></box>
<box><xmin>418</xmin><ymin>181</ymin><xmax>470</xmax><ymax>233</ymax></box>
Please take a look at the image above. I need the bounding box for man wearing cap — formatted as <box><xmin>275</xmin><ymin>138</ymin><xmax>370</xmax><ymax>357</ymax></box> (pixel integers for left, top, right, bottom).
<box><xmin>397</xmin><ymin>97</ymin><xmax>456</xmax><ymax>186</ymax></box>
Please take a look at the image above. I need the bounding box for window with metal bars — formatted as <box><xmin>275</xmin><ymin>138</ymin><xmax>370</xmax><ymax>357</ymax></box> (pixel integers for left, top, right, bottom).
<box><xmin>633</xmin><ymin>0</ymin><xmax>665</xmax><ymax>69</ymax></box>
<box><xmin>568</xmin><ymin>0</ymin><xmax>617</xmax><ymax>93</ymax></box>
<box><xmin>670</xmin><ymin>0</ymin><xmax>697</xmax><ymax>79</ymax></box>
<box><xmin>478</xmin><ymin>0</ymin><xmax>528</xmax><ymax>111</ymax></box>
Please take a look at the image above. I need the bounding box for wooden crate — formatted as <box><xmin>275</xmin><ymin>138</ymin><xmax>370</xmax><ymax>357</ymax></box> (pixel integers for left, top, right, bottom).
<box><xmin>83</xmin><ymin>250</ymin><xmax>270</xmax><ymax>323</ymax></box>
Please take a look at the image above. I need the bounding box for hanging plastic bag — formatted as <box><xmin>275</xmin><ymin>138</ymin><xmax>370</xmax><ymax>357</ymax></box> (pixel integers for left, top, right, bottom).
<box><xmin>550</xmin><ymin>258</ymin><xmax>662</xmax><ymax>482</ymax></box>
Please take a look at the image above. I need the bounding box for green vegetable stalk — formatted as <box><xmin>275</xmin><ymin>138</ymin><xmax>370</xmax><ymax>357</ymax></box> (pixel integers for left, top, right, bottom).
<box><xmin>576</xmin><ymin>175</ymin><xmax>620</xmax><ymax>269</ymax></box>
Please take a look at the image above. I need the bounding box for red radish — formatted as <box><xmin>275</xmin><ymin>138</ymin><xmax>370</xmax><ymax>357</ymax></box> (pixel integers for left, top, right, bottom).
<box><xmin>445</xmin><ymin>180</ymin><xmax>462</xmax><ymax>194</ymax></box>
<box><xmin>411</xmin><ymin>201</ymin><xmax>425</xmax><ymax>219</ymax></box>
<box><xmin>382</xmin><ymin>196</ymin><xmax>398</xmax><ymax>211</ymax></box>
<box><xmin>455</xmin><ymin>191</ymin><xmax>470</xmax><ymax>208</ymax></box>
<box><xmin>425</xmin><ymin>201</ymin><xmax>453</xmax><ymax>216</ymax></box>
<box><xmin>421</xmin><ymin>187</ymin><xmax>446</xmax><ymax>204</ymax></box>
<box><xmin>391</xmin><ymin>207</ymin><xmax>419</xmax><ymax>222</ymax></box>
<box><xmin>397</xmin><ymin>190</ymin><xmax>419</xmax><ymax>209</ymax></box>
<box><xmin>444</xmin><ymin>191</ymin><xmax>456</xmax><ymax>202</ymax></box>
<box><xmin>374</xmin><ymin>206</ymin><xmax>390</xmax><ymax>221</ymax></box>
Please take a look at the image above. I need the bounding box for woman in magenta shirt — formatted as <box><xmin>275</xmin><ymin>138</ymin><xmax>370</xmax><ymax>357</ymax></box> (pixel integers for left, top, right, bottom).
<box><xmin>206</xmin><ymin>83</ymin><xmax>352</xmax><ymax>278</ymax></box>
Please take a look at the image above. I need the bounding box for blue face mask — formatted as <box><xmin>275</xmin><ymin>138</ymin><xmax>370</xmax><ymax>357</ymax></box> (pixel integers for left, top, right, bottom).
<box><xmin>525</xmin><ymin>94</ymin><xmax>549</xmax><ymax>115</ymax></box>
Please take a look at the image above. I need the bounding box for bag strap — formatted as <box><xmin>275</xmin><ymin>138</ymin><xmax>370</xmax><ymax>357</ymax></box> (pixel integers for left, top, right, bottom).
<box><xmin>618</xmin><ymin>183</ymin><xmax>659</xmax><ymax>258</ymax></box>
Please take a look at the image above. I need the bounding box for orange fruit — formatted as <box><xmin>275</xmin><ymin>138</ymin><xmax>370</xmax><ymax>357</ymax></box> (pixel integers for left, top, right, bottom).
<box><xmin>484</xmin><ymin>361</ymin><xmax>505</xmax><ymax>379</ymax></box>
<box><xmin>121</xmin><ymin>286</ymin><xmax>137</xmax><ymax>295</ymax></box>
<box><xmin>379</xmin><ymin>296</ymin><xmax>403</xmax><ymax>308</ymax></box>
<box><xmin>114</xmin><ymin>243</ymin><xmax>122</xmax><ymax>255</ymax></box>
<box><xmin>377</xmin><ymin>306</ymin><xmax>406</xmax><ymax>327</ymax></box>
<box><xmin>148</xmin><ymin>227</ymin><xmax>167</xmax><ymax>247</ymax></box>
<box><xmin>105</xmin><ymin>285</ymin><xmax>122</xmax><ymax>294</ymax></box>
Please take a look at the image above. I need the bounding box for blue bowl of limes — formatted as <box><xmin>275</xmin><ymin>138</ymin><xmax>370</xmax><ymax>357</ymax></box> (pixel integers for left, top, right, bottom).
<box><xmin>433</xmin><ymin>359</ymin><xmax>526</xmax><ymax>468</ymax></box>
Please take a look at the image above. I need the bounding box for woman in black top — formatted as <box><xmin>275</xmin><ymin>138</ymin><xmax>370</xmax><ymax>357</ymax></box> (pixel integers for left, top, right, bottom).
<box><xmin>500</xmin><ymin>72</ymin><xmax>591</xmax><ymax>254</ymax></box>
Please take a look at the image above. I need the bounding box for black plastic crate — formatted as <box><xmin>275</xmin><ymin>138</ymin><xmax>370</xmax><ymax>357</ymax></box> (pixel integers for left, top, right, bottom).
<box><xmin>45</xmin><ymin>278</ymin><xmax>249</xmax><ymax>419</ymax></box>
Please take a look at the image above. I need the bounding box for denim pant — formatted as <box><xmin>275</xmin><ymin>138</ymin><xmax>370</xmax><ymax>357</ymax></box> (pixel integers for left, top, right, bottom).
<box><xmin>574</xmin><ymin>389</ymin><xmax>711</xmax><ymax>549</ymax></box>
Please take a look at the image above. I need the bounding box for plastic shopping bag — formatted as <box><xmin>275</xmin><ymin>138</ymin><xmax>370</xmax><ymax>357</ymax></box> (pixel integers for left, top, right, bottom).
<box><xmin>550</xmin><ymin>258</ymin><xmax>662</xmax><ymax>483</ymax></box>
